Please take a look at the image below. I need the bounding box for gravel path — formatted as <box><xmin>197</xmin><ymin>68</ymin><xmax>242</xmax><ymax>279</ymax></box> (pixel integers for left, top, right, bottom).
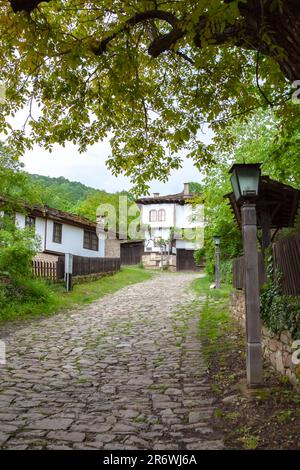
<box><xmin>0</xmin><ymin>272</ymin><xmax>223</xmax><ymax>450</ymax></box>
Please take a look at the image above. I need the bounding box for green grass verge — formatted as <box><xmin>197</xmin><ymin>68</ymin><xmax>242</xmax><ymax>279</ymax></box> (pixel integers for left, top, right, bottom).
<box><xmin>192</xmin><ymin>275</ymin><xmax>234</xmax><ymax>359</ymax></box>
<box><xmin>0</xmin><ymin>266</ymin><xmax>153</xmax><ymax>324</ymax></box>
<box><xmin>192</xmin><ymin>275</ymin><xmax>231</xmax><ymax>300</ymax></box>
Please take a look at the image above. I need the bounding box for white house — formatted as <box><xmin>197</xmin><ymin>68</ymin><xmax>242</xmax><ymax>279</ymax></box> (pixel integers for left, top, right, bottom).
<box><xmin>3</xmin><ymin>202</ymin><xmax>120</xmax><ymax>261</ymax></box>
<box><xmin>136</xmin><ymin>183</ymin><xmax>204</xmax><ymax>271</ymax></box>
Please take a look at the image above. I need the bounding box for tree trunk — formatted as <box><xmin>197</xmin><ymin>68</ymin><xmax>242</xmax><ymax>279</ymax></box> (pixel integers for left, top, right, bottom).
<box><xmin>238</xmin><ymin>0</ymin><xmax>300</xmax><ymax>82</ymax></box>
<box><xmin>269</xmin><ymin>8</ymin><xmax>300</xmax><ymax>82</ymax></box>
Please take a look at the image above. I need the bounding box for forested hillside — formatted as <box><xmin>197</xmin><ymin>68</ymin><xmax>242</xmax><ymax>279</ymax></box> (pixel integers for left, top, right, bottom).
<box><xmin>27</xmin><ymin>174</ymin><xmax>134</xmax><ymax>223</ymax></box>
<box><xmin>29</xmin><ymin>174</ymin><xmax>96</xmax><ymax>212</ymax></box>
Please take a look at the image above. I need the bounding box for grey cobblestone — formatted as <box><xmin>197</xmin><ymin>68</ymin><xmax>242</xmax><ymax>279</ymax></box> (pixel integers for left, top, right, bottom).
<box><xmin>0</xmin><ymin>272</ymin><xmax>223</xmax><ymax>449</ymax></box>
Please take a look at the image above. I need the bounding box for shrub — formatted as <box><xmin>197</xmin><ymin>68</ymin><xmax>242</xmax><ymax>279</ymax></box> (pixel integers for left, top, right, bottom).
<box><xmin>0</xmin><ymin>217</ymin><xmax>40</xmax><ymax>280</ymax></box>
<box><xmin>0</xmin><ymin>216</ymin><xmax>56</xmax><ymax>321</ymax></box>
<box><xmin>220</xmin><ymin>259</ymin><xmax>233</xmax><ymax>285</ymax></box>
<box><xmin>194</xmin><ymin>247</ymin><xmax>205</xmax><ymax>266</ymax></box>
<box><xmin>260</xmin><ymin>272</ymin><xmax>300</xmax><ymax>339</ymax></box>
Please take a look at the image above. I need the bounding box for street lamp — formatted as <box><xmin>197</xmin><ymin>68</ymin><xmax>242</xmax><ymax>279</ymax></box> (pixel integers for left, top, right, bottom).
<box><xmin>229</xmin><ymin>163</ymin><xmax>263</xmax><ymax>388</ymax></box>
<box><xmin>213</xmin><ymin>235</ymin><xmax>221</xmax><ymax>289</ymax></box>
<box><xmin>230</xmin><ymin>163</ymin><xmax>261</xmax><ymax>202</ymax></box>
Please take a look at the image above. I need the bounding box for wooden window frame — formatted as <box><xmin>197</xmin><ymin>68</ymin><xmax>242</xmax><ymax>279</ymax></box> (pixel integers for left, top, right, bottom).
<box><xmin>53</xmin><ymin>222</ymin><xmax>62</xmax><ymax>244</ymax></box>
<box><xmin>83</xmin><ymin>230</ymin><xmax>99</xmax><ymax>251</ymax></box>
<box><xmin>149</xmin><ymin>210</ymin><xmax>157</xmax><ymax>222</ymax></box>
<box><xmin>25</xmin><ymin>215</ymin><xmax>36</xmax><ymax>228</ymax></box>
<box><xmin>158</xmin><ymin>209</ymin><xmax>166</xmax><ymax>222</ymax></box>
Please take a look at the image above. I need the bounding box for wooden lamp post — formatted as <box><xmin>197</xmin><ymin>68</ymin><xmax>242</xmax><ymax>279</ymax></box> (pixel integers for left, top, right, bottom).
<box><xmin>229</xmin><ymin>163</ymin><xmax>263</xmax><ymax>388</ymax></box>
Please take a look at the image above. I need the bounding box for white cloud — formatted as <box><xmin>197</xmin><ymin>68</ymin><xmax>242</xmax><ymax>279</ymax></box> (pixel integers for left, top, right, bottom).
<box><xmin>9</xmin><ymin>102</ymin><xmax>213</xmax><ymax>194</ymax></box>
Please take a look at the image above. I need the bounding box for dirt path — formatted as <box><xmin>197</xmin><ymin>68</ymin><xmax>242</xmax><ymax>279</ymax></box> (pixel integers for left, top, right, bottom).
<box><xmin>0</xmin><ymin>272</ymin><xmax>223</xmax><ymax>450</ymax></box>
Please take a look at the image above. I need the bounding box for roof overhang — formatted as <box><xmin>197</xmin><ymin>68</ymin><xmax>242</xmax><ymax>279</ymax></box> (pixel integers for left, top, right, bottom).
<box><xmin>225</xmin><ymin>176</ymin><xmax>300</xmax><ymax>229</ymax></box>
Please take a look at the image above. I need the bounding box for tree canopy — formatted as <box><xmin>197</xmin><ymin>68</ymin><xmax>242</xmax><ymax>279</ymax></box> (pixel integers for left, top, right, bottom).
<box><xmin>198</xmin><ymin>107</ymin><xmax>300</xmax><ymax>282</ymax></box>
<box><xmin>0</xmin><ymin>0</ymin><xmax>299</xmax><ymax>192</ymax></box>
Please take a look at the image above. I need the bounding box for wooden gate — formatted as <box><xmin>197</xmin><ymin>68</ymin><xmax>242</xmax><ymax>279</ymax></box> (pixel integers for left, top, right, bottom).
<box><xmin>121</xmin><ymin>241</ymin><xmax>144</xmax><ymax>265</ymax></box>
<box><xmin>176</xmin><ymin>249</ymin><xmax>199</xmax><ymax>271</ymax></box>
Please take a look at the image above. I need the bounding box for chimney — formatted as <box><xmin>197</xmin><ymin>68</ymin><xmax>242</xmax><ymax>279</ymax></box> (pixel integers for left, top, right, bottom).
<box><xmin>96</xmin><ymin>215</ymin><xmax>106</xmax><ymax>237</ymax></box>
<box><xmin>153</xmin><ymin>192</ymin><xmax>160</xmax><ymax>198</ymax></box>
<box><xmin>183</xmin><ymin>183</ymin><xmax>190</xmax><ymax>196</ymax></box>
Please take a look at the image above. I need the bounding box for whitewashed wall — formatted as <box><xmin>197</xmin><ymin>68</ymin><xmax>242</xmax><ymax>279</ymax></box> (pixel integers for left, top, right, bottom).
<box><xmin>175</xmin><ymin>240</ymin><xmax>201</xmax><ymax>250</ymax></box>
<box><xmin>141</xmin><ymin>203</ymin><xmax>175</xmax><ymax>228</ymax></box>
<box><xmin>141</xmin><ymin>201</ymin><xmax>204</xmax><ymax>253</ymax></box>
<box><xmin>175</xmin><ymin>204</ymin><xmax>204</xmax><ymax>229</ymax></box>
<box><xmin>15</xmin><ymin>213</ymin><xmax>105</xmax><ymax>258</ymax></box>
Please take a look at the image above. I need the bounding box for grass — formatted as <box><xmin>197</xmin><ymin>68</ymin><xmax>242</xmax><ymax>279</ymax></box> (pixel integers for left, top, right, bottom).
<box><xmin>192</xmin><ymin>275</ymin><xmax>233</xmax><ymax>359</ymax></box>
<box><xmin>192</xmin><ymin>275</ymin><xmax>231</xmax><ymax>300</ymax></box>
<box><xmin>193</xmin><ymin>275</ymin><xmax>300</xmax><ymax>450</ymax></box>
<box><xmin>0</xmin><ymin>266</ymin><xmax>154</xmax><ymax>324</ymax></box>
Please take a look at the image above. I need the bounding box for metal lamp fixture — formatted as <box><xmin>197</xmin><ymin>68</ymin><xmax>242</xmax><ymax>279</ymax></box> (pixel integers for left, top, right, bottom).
<box><xmin>229</xmin><ymin>163</ymin><xmax>261</xmax><ymax>202</ymax></box>
<box><xmin>213</xmin><ymin>235</ymin><xmax>221</xmax><ymax>246</ymax></box>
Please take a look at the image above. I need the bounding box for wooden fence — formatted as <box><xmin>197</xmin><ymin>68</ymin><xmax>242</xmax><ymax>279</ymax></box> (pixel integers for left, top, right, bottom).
<box><xmin>32</xmin><ymin>255</ymin><xmax>121</xmax><ymax>282</ymax></box>
<box><xmin>72</xmin><ymin>256</ymin><xmax>121</xmax><ymax>276</ymax></box>
<box><xmin>273</xmin><ymin>233</ymin><xmax>300</xmax><ymax>296</ymax></box>
<box><xmin>233</xmin><ymin>233</ymin><xmax>300</xmax><ymax>296</ymax></box>
<box><xmin>233</xmin><ymin>252</ymin><xmax>266</xmax><ymax>290</ymax></box>
<box><xmin>32</xmin><ymin>257</ymin><xmax>64</xmax><ymax>282</ymax></box>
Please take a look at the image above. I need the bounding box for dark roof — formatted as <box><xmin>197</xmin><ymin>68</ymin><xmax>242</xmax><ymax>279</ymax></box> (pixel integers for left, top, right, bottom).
<box><xmin>28</xmin><ymin>204</ymin><xmax>97</xmax><ymax>230</ymax></box>
<box><xmin>225</xmin><ymin>176</ymin><xmax>300</xmax><ymax>229</ymax></box>
<box><xmin>120</xmin><ymin>239</ymin><xmax>144</xmax><ymax>245</ymax></box>
<box><xmin>136</xmin><ymin>191</ymin><xmax>195</xmax><ymax>205</ymax></box>
<box><xmin>0</xmin><ymin>195</ymin><xmax>96</xmax><ymax>231</ymax></box>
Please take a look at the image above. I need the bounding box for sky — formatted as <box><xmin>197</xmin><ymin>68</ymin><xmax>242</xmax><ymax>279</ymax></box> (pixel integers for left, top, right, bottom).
<box><xmin>21</xmin><ymin>136</ymin><xmax>212</xmax><ymax>195</ymax></box>
<box><xmin>10</xmin><ymin>104</ymin><xmax>214</xmax><ymax>195</ymax></box>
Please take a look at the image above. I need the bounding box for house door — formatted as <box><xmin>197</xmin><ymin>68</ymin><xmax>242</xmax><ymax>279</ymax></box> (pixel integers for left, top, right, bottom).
<box><xmin>176</xmin><ymin>249</ymin><xmax>199</xmax><ymax>271</ymax></box>
<box><xmin>121</xmin><ymin>242</ymin><xmax>144</xmax><ymax>265</ymax></box>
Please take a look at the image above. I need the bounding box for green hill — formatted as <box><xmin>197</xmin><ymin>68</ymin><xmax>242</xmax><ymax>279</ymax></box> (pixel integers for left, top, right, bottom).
<box><xmin>27</xmin><ymin>174</ymin><xmax>134</xmax><ymax>223</ymax></box>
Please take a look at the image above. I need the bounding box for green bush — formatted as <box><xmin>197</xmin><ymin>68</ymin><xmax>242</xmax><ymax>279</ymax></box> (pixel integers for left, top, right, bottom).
<box><xmin>0</xmin><ymin>217</ymin><xmax>40</xmax><ymax>280</ymax></box>
<box><xmin>195</xmin><ymin>247</ymin><xmax>233</xmax><ymax>285</ymax></box>
<box><xmin>0</xmin><ymin>216</ymin><xmax>57</xmax><ymax>321</ymax></box>
<box><xmin>260</xmin><ymin>272</ymin><xmax>300</xmax><ymax>339</ymax></box>
<box><xmin>220</xmin><ymin>259</ymin><xmax>233</xmax><ymax>285</ymax></box>
<box><xmin>194</xmin><ymin>247</ymin><xmax>205</xmax><ymax>266</ymax></box>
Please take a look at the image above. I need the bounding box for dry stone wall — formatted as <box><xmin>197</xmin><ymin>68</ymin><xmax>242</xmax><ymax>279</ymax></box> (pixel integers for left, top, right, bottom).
<box><xmin>230</xmin><ymin>290</ymin><xmax>299</xmax><ymax>387</ymax></box>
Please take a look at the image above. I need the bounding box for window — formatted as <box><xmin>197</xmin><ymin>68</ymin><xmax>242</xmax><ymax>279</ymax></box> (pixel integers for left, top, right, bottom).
<box><xmin>83</xmin><ymin>230</ymin><xmax>99</xmax><ymax>251</ymax></box>
<box><xmin>3</xmin><ymin>211</ymin><xmax>15</xmax><ymax>223</ymax></box>
<box><xmin>25</xmin><ymin>216</ymin><xmax>36</xmax><ymax>228</ymax></box>
<box><xmin>158</xmin><ymin>209</ymin><xmax>166</xmax><ymax>222</ymax></box>
<box><xmin>53</xmin><ymin>222</ymin><xmax>62</xmax><ymax>244</ymax></box>
<box><xmin>149</xmin><ymin>210</ymin><xmax>157</xmax><ymax>222</ymax></box>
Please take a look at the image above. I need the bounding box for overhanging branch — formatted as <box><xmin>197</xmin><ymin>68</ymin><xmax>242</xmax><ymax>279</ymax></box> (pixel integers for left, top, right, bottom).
<box><xmin>94</xmin><ymin>9</ymin><xmax>180</xmax><ymax>56</ymax></box>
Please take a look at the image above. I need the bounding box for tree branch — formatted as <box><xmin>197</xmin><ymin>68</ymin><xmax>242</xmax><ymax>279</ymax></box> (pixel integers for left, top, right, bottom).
<box><xmin>93</xmin><ymin>9</ymin><xmax>180</xmax><ymax>56</ymax></box>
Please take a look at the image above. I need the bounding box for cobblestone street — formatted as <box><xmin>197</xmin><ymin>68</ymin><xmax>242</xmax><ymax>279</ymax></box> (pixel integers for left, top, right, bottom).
<box><xmin>0</xmin><ymin>273</ymin><xmax>223</xmax><ymax>450</ymax></box>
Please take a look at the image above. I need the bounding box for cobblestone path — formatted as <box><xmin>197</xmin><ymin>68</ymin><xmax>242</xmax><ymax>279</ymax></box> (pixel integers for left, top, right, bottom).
<box><xmin>0</xmin><ymin>273</ymin><xmax>223</xmax><ymax>450</ymax></box>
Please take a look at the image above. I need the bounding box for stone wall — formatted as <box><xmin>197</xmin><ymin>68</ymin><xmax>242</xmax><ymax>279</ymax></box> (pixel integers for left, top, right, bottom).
<box><xmin>72</xmin><ymin>271</ymin><xmax>118</xmax><ymax>285</ymax></box>
<box><xmin>142</xmin><ymin>253</ymin><xmax>176</xmax><ymax>271</ymax></box>
<box><xmin>34</xmin><ymin>253</ymin><xmax>59</xmax><ymax>263</ymax></box>
<box><xmin>230</xmin><ymin>290</ymin><xmax>299</xmax><ymax>387</ymax></box>
<box><xmin>105</xmin><ymin>239</ymin><xmax>121</xmax><ymax>258</ymax></box>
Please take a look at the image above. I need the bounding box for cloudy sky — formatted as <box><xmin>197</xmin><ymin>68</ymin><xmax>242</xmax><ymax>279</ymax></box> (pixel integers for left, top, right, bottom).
<box><xmin>10</xmin><ymin>104</ymin><xmax>213</xmax><ymax>195</ymax></box>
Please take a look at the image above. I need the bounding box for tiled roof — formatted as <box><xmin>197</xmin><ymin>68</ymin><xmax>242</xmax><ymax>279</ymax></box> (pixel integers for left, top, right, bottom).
<box><xmin>136</xmin><ymin>191</ymin><xmax>195</xmax><ymax>205</ymax></box>
<box><xmin>1</xmin><ymin>196</ymin><xmax>96</xmax><ymax>230</ymax></box>
<box><xmin>29</xmin><ymin>204</ymin><xmax>97</xmax><ymax>230</ymax></box>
